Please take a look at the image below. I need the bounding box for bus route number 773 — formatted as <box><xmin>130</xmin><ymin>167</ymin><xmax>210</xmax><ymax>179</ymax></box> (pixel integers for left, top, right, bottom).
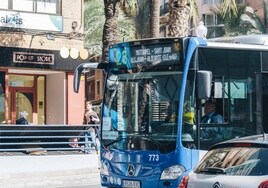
<box><xmin>149</xmin><ymin>154</ymin><xmax>159</xmax><ymax>162</ymax></box>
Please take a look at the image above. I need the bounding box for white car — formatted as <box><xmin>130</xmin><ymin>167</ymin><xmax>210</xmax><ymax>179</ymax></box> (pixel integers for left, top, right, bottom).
<box><xmin>178</xmin><ymin>134</ymin><xmax>268</xmax><ymax>188</ymax></box>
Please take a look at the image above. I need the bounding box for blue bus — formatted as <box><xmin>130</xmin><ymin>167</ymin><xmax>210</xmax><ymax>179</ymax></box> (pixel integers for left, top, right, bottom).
<box><xmin>74</xmin><ymin>36</ymin><xmax>268</xmax><ymax>188</ymax></box>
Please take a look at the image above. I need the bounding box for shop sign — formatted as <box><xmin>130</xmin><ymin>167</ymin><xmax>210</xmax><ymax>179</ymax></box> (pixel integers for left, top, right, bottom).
<box><xmin>13</xmin><ymin>52</ymin><xmax>54</xmax><ymax>65</ymax></box>
<box><xmin>0</xmin><ymin>10</ymin><xmax>62</xmax><ymax>32</ymax></box>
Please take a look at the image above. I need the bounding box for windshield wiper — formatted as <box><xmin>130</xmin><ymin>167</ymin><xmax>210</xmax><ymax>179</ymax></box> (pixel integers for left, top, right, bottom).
<box><xmin>104</xmin><ymin>137</ymin><xmax>124</xmax><ymax>147</ymax></box>
<box><xmin>139</xmin><ymin>133</ymin><xmax>168</xmax><ymax>152</ymax></box>
<box><xmin>199</xmin><ymin>167</ymin><xmax>226</xmax><ymax>174</ymax></box>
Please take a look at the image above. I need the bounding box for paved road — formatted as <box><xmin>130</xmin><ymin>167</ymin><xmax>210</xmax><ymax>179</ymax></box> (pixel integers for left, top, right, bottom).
<box><xmin>0</xmin><ymin>153</ymin><xmax>101</xmax><ymax>188</ymax></box>
<box><xmin>0</xmin><ymin>168</ymin><xmax>101</xmax><ymax>188</ymax></box>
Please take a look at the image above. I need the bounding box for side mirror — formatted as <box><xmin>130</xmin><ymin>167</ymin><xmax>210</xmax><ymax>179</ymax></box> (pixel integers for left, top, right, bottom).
<box><xmin>73</xmin><ymin>62</ymin><xmax>100</xmax><ymax>93</ymax></box>
<box><xmin>197</xmin><ymin>70</ymin><xmax>212</xmax><ymax>99</ymax></box>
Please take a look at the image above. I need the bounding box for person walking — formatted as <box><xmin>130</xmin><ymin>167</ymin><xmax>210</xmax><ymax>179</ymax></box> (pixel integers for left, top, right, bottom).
<box><xmin>83</xmin><ymin>101</ymin><xmax>100</xmax><ymax>154</ymax></box>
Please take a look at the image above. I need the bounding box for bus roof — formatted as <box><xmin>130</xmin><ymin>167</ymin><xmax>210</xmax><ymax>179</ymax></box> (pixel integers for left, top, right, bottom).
<box><xmin>206</xmin><ymin>41</ymin><xmax>268</xmax><ymax>51</ymax></box>
<box><xmin>207</xmin><ymin>34</ymin><xmax>268</xmax><ymax>46</ymax></box>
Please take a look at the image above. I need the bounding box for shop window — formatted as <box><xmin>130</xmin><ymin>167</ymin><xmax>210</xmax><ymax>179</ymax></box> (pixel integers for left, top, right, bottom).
<box><xmin>204</xmin><ymin>14</ymin><xmax>215</xmax><ymax>26</ymax></box>
<box><xmin>0</xmin><ymin>0</ymin><xmax>9</xmax><ymax>9</ymax></box>
<box><xmin>4</xmin><ymin>0</ymin><xmax>61</xmax><ymax>15</ymax></box>
<box><xmin>8</xmin><ymin>75</ymin><xmax>34</xmax><ymax>87</ymax></box>
<box><xmin>36</xmin><ymin>0</ymin><xmax>60</xmax><ymax>14</ymax></box>
<box><xmin>13</xmin><ymin>0</ymin><xmax>34</xmax><ymax>12</ymax></box>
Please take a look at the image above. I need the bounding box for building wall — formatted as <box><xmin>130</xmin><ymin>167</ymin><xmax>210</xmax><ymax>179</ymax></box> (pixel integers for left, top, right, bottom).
<box><xmin>0</xmin><ymin>0</ymin><xmax>84</xmax><ymax>50</ymax></box>
<box><xmin>197</xmin><ymin>0</ymin><xmax>266</xmax><ymax>24</ymax></box>
<box><xmin>0</xmin><ymin>0</ymin><xmax>87</xmax><ymax>125</ymax></box>
<box><xmin>46</xmin><ymin>73</ymin><xmax>66</xmax><ymax>124</ymax></box>
<box><xmin>67</xmin><ymin>74</ymin><xmax>85</xmax><ymax>125</ymax></box>
<box><xmin>246</xmin><ymin>0</ymin><xmax>265</xmax><ymax>23</ymax></box>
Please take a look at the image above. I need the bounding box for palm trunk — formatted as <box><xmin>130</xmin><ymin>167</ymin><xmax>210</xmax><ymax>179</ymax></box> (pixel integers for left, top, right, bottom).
<box><xmin>150</xmin><ymin>0</ymin><xmax>160</xmax><ymax>38</ymax></box>
<box><xmin>168</xmin><ymin>0</ymin><xmax>190</xmax><ymax>37</ymax></box>
<box><xmin>102</xmin><ymin>0</ymin><xmax>120</xmax><ymax>63</ymax></box>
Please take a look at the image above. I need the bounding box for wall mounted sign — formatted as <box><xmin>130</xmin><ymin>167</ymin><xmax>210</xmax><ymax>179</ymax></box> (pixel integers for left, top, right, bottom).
<box><xmin>0</xmin><ymin>10</ymin><xmax>63</xmax><ymax>32</ymax></box>
<box><xmin>13</xmin><ymin>52</ymin><xmax>54</xmax><ymax>65</ymax></box>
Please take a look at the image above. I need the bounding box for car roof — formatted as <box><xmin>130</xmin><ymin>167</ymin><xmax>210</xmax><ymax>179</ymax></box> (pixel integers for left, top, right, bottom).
<box><xmin>209</xmin><ymin>134</ymin><xmax>268</xmax><ymax>150</ymax></box>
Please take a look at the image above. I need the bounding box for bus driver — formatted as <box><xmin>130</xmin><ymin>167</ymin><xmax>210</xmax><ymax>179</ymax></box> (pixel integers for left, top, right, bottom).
<box><xmin>201</xmin><ymin>99</ymin><xmax>224</xmax><ymax>140</ymax></box>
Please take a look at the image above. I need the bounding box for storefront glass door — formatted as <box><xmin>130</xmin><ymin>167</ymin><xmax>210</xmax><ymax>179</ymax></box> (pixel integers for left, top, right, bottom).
<box><xmin>6</xmin><ymin>75</ymin><xmax>45</xmax><ymax>124</ymax></box>
<box><xmin>8</xmin><ymin>75</ymin><xmax>35</xmax><ymax>124</ymax></box>
<box><xmin>16</xmin><ymin>91</ymin><xmax>33</xmax><ymax>124</ymax></box>
<box><xmin>9</xmin><ymin>90</ymin><xmax>34</xmax><ymax>124</ymax></box>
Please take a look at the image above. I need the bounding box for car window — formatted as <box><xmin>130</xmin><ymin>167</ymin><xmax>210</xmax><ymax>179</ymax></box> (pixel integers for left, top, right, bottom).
<box><xmin>195</xmin><ymin>147</ymin><xmax>268</xmax><ymax>176</ymax></box>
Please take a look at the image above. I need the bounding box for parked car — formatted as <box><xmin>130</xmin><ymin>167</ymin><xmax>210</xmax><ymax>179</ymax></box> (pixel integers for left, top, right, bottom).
<box><xmin>178</xmin><ymin>134</ymin><xmax>268</xmax><ymax>188</ymax></box>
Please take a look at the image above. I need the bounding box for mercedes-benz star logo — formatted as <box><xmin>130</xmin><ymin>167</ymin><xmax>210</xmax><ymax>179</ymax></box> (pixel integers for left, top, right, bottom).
<box><xmin>127</xmin><ymin>164</ymin><xmax>135</xmax><ymax>176</ymax></box>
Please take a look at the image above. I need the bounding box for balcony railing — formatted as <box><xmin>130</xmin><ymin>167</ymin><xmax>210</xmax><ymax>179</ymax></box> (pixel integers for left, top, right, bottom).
<box><xmin>0</xmin><ymin>124</ymin><xmax>99</xmax><ymax>155</ymax></box>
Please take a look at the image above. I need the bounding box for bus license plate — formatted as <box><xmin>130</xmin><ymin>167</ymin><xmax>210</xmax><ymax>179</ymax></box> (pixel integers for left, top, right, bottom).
<box><xmin>123</xmin><ymin>180</ymin><xmax>141</xmax><ymax>188</ymax></box>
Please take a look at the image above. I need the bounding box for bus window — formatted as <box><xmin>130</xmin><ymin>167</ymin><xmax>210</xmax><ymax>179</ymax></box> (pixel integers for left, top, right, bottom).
<box><xmin>262</xmin><ymin>74</ymin><xmax>268</xmax><ymax>133</ymax></box>
<box><xmin>200</xmin><ymin>76</ymin><xmax>255</xmax><ymax>150</ymax></box>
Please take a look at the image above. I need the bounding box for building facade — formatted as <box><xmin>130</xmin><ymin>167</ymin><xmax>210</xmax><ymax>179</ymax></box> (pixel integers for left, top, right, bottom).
<box><xmin>159</xmin><ymin>0</ymin><xmax>267</xmax><ymax>38</ymax></box>
<box><xmin>196</xmin><ymin>0</ymin><xmax>267</xmax><ymax>38</ymax></box>
<box><xmin>0</xmin><ymin>0</ymin><xmax>88</xmax><ymax>125</ymax></box>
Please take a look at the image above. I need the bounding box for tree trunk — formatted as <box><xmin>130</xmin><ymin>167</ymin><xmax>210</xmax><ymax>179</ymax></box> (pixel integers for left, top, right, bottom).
<box><xmin>136</xmin><ymin>0</ymin><xmax>151</xmax><ymax>39</ymax></box>
<box><xmin>168</xmin><ymin>0</ymin><xmax>190</xmax><ymax>37</ymax></box>
<box><xmin>102</xmin><ymin>0</ymin><xmax>120</xmax><ymax>63</ymax></box>
<box><xmin>150</xmin><ymin>0</ymin><xmax>160</xmax><ymax>38</ymax></box>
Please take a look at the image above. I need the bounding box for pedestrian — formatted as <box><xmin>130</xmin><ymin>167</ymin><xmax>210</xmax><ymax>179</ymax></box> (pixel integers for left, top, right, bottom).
<box><xmin>16</xmin><ymin>111</ymin><xmax>29</xmax><ymax>125</ymax></box>
<box><xmin>83</xmin><ymin>101</ymin><xmax>100</xmax><ymax>153</ymax></box>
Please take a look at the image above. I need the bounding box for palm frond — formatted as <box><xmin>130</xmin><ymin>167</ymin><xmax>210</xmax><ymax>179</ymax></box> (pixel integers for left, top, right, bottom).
<box><xmin>220</xmin><ymin>0</ymin><xmax>238</xmax><ymax>20</ymax></box>
<box><xmin>189</xmin><ymin>0</ymin><xmax>199</xmax><ymax>27</ymax></box>
<box><xmin>120</xmin><ymin>0</ymin><xmax>138</xmax><ymax>17</ymax></box>
<box><xmin>84</xmin><ymin>0</ymin><xmax>137</xmax><ymax>55</ymax></box>
<box><xmin>84</xmin><ymin>0</ymin><xmax>105</xmax><ymax>55</ymax></box>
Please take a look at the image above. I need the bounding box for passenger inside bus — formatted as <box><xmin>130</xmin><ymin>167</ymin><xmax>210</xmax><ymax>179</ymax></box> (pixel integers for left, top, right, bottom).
<box><xmin>201</xmin><ymin>99</ymin><xmax>224</xmax><ymax>141</ymax></box>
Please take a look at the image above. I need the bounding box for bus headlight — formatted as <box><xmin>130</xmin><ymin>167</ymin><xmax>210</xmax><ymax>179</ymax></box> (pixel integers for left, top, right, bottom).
<box><xmin>160</xmin><ymin>165</ymin><xmax>185</xmax><ymax>180</ymax></box>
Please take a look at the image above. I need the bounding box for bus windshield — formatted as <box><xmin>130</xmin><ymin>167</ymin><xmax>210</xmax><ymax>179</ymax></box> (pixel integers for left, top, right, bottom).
<box><xmin>102</xmin><ymin>70</ymin><xmax>183</xmax><ymax>153</ymax></box>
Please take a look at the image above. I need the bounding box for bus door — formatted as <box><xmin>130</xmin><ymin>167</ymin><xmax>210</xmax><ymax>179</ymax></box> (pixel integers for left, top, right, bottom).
<box><xmin>259</xmin><ymin>73</ymin><xmax>268</xmax><ymax>133</ymax></box>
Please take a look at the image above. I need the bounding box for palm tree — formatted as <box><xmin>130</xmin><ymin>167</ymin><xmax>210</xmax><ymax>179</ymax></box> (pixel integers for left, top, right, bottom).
<box><xmin>166</xmin><ymin>0</ymin><xmax>240</xmax><ymax>38</ymax></box>
<box><xmin>213</xmin><ymin>2</ymin><xmax>266</xmax><ymax>37</ymax></box>
<box><xmin>135</xmin><ymin>0</ymin><xmax>150</xmax><ymax>38</ymax></box>
<box><xmin>84</xmin><ymin>0</ymin><xmax>137</xmax><ymax>62</ymax></box>
<box><xmin>102</xmin><ymin>0</ymin><xmax>120</xmax><ymax>63</ymax></box>
<box><xmin>150</xmin><ymin>0</ymin><xmax>160</xmax><ymax>38</ymax></box>
<box><xmin>189</xmin><ymin>0</ymin><xmax>199</xmax><ymax>29</ymax></box>
<box><xmin>167</xmin><ymin>0</ymin><xmax>191</xmax><ymax>37</ymax></box>
<box><xmin>84</xmin><ymin>0</ymin><xmax>104</xmax><ymax>58</ymax></box>
<box><xmin>220</xmin><ymin>0</ymin><xmax>238</xmax><ymax>22</ymax></box>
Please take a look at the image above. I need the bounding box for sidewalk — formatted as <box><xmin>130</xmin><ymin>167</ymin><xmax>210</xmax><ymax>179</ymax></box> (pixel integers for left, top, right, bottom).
<box><xmin>0</xmin><ymin>153</ymin><xmax>100</xmax><ymax>188</ymax></box>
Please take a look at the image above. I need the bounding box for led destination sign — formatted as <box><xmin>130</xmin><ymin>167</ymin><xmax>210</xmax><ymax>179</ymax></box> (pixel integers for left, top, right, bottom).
<box><xmin>109</xmin><ymin>39</ymin><xmax>183</xmax><ymax>69</ymax></box>
<box><xmin>130</xmin><ymin>45</ymin><xmax>180</xmax><ymax>63</ymax></box>
<box><xmin>13</xmin><ymin>52</ymin><xmax>54</xmax><ymax>65</ymax></box>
